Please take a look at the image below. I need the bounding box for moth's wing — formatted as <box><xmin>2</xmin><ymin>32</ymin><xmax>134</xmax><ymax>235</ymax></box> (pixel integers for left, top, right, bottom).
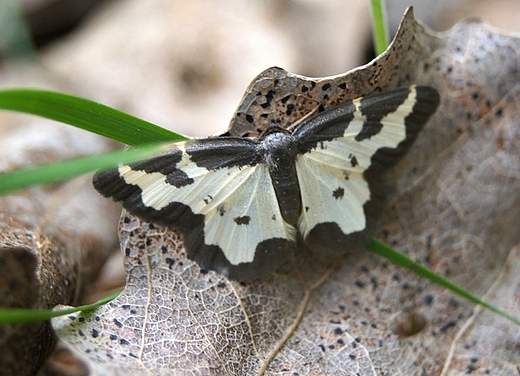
<box><xmin>293</xmin><ymin>86</ymin><xmax>440</xmax><ymax>247</ymax></box>
<box><xmin>93</xmin><ymin>138</ymin><xmax>296</xmax><ymax>279</ymax></box>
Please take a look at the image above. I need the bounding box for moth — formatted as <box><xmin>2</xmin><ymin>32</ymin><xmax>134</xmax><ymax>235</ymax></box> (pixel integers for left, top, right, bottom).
<box><xmin>93</xmin><ymin>85</ymin><xmax>440</xmax><ymax>279</ymax></box>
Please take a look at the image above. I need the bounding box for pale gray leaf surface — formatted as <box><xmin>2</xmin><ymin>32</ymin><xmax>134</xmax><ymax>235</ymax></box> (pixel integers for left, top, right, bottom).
<box><xmin>53</xmin><ymin>8</ymin><xmax>520</xmax><ymax>375</ymax></box>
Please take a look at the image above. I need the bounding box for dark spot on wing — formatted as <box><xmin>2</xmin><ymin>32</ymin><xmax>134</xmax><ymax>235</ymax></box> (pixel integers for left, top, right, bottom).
<box><xmin>123</xmin><ymin>148</ymin><xmax>195</xmax><ymax>188</ymax></box>
<box><xmin>333</xmin><ymin>187</ymin><xmax>344</xmax><ymax>199</ymax></box>
<box><xmin>343</xmin><ymin>171</ymin><xmax>350</xmax><ymax>180</ymax></box>
<box><xmin>322</xmin><ymin>83</ymin><xmax>331</xmax><ymax>91</ymax></box>
<box><xmin>350</xmin><ymin>155</ymin><xmax>358</xmax><ymax>167</ymax></box>
<box><xmin>203</xmin><ymin>195</ymin><xmax>213</xmax><ymax>204</ymax></box>
<box><xmin>305</xmin><ymin>206</ymin><xmax>309</xmax><ymax>212</ymax></box>
<box><xmin>246</xmin><ymin>114</ymin><xmax>254</xmax><ymax>123</ymax></box>
<box><xmin>218</xmin><ymin>206</ymin><xmax>226</xmax><ymax>216</ymax></box>
<box><xmin>271</xmin><ymin>215</ymin><xmax>276</xmax><ymax>220</ymax></box>
<box><xmin>301</xmin><ymin>85</ymin><xmax>308</xmax><ymax>93</ymax></box>
<box><xmin>234</xmin><ymin>216</ymin><xmax>251</xmax><ymax>225</ymax></box>
<box><xmin>166</xmin><ymin>170</ymin><xmax>194</xmax><ymax>187</ymax></box>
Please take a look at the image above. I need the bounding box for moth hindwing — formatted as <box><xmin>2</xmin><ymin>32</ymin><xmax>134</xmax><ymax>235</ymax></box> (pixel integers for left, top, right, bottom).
<box><xmin>93</xmin><ymin>85</ymin><xmax>440</xmax><ymax>279</ymax></box>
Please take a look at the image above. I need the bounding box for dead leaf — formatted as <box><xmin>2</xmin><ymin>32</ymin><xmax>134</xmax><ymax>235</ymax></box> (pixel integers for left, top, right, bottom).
<box><xmin>52</xmin><ymin>7</ymin><xmax>520</xmax><ymax>375</ymax></box>
<box><xmin>0</xmin><ymin>119</ymin><xmax>121</xmax><ymax>374</ymax></box>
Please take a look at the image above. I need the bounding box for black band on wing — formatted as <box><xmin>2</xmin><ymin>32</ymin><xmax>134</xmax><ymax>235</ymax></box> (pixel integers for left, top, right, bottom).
<box><xmin>368</xmin><ymin>86</ymin><xmax>440</xmax><ymax>168</ymax></box>
<box><xmin>292</xmin><ymin>101</ymin><xmax>357</xmax><ymax>153</ymax></box>
<box><xmin>185</xmin><ymin>137</ymin><xmax>262</xmax><ymax>170</ymax></box>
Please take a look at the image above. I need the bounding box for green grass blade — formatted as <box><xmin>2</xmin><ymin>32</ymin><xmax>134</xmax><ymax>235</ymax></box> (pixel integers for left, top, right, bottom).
<box><xmin>367</xmin><ymin>238</ymin><xmax>520</xmax><ymax>326</ymax></box>
<box><xmin>370</xmin><ymin>0</ymin><xmax>389</xmax><ymax>55</ymax></box>
<box><xmin>0</xmin><ymin>291</ymin><xmax>120</xmax><ymax>324</ymax></box>
<box><xmin>0</xmin><ymin>89</ymin><xmax>188</xmax><ymax>147</ymax></box>
<box><xmin>0</xmin><ymin>144</ymin><xmax>170</xmax><ymax>195</ymax></box>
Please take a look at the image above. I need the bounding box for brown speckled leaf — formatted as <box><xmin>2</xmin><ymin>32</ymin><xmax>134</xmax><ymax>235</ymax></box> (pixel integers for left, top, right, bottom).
<box><xmin>226</xmin><ymin>9</ymin><xmax>436</xmax><ymax>139</ymax></box>
<box><xmin>52</xmin><ymin>8</ymin><xmax>520</xmax><ymax>375</ymax></box>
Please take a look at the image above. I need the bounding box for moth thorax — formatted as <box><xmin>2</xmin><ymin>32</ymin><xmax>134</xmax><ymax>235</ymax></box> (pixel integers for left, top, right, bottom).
<box><xmin>261</xmin><ymin>132</ymin><xmax>298</xmax><ymax>171</ymax></box>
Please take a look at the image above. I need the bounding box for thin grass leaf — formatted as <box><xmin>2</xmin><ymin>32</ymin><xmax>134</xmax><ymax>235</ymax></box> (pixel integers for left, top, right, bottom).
<box><xmin>0</xmin><ymin>291</ymin><xmax>120</xmax><ymax>324</ymax></box>
<box><xmin>367</xmin><ymin>238</ymin><xmax>520</xmax><ymax>326</ymax></box>
<box><xmin>0</xmin><ymin>143</ymin><xmax>171</xmax><ymax>195</ymax></box>
<box><xmin>370</xmin><ymin>0</ymin><xmax>389</xmax><ymax>55</ymax></box>
<box><xmin>0</xmin><ymin>89</ymin><xmax>188</xmax><ymax>147</ymax></box>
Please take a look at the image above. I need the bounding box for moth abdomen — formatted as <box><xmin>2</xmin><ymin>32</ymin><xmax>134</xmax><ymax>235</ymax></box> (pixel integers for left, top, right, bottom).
<box><xmin>262</xmin><ymin>132</ymin><xmax>302</xmax><ymax>226</ymax></box>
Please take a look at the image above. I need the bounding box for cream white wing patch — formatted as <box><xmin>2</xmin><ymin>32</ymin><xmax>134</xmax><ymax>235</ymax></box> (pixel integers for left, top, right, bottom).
<box><xmin>296</xmin><ymin>155</ymin><xmax>369</xmax><ymax>239</ymax></box>
<box><xmin>116</xmin><ymin>146</ymin><xmax>294</xmax><ymax>266</ymax></box>
<box><xmin>93</xmin><ymin>85</ymin><xmax>440</xmax><ymax>279</ymax></box>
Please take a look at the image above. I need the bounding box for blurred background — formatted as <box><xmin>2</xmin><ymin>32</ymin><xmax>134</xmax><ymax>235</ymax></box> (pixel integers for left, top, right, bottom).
<box><xmin>1</xmin><ymin>0</ymin><xmax>519</xmax><ymax>137</ymax></box>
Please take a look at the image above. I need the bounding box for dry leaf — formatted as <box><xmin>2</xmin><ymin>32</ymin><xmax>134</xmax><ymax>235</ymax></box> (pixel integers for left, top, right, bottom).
<box><xmin>0</xmin><ymin>119</ymin><xmax>121</xmax><ymax>374</ymax></box>
<box><xmin>52</xmin><ymin>8</ymin><xmax>520</xmax><ymax>375</ymax></box>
